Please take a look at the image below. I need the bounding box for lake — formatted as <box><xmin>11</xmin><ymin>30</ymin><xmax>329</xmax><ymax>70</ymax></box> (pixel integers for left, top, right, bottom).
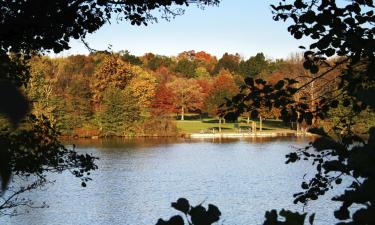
<box><xmin>2</xmin><ymin>137</ymin><xmax>344</xmax><ymax>225</ymax></box>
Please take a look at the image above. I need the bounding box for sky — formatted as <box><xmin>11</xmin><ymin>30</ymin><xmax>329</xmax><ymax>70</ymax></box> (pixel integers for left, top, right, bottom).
<box><xmin>61</xmin><ymin>0</ymin><xmax>312</xmax><ymax>60</ymax></box>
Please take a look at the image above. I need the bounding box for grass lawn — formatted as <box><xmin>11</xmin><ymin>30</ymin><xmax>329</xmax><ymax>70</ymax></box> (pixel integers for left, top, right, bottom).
<box><xmin>175</xmin><ymin>117</ymin><xmax>291</xmax><ymax>134</ymax></box>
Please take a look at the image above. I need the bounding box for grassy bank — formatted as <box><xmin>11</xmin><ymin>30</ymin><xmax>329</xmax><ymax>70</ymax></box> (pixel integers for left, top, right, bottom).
<box><xmin>175</xmin><ymin>117</ymin><xmax>291</xmax><ymax>134</ymax></box>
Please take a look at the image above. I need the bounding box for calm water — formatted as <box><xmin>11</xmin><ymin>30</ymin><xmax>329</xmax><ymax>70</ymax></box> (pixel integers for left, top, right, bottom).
<box><xmin>2</xmin><ymin>137</ymin><xmax>345</xmax><ymax>225</ymax></box>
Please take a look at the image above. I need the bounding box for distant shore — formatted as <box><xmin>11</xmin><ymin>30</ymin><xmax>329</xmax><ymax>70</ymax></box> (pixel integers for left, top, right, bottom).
<box><xmin>61</xmin><ymin>130</ymin><xmax>315</xmax><ymax>140</ymax></box>
<box><xmin>187</xmin><ymin>130</ymin><xmax>314</xmax><ymax>139</ymax></box>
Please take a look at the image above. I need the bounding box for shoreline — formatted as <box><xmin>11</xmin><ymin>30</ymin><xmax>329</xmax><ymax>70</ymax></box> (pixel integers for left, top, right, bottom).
<box><xmin>187</xmin><ymin>131</ymin><xmax>314</xmax><ymax>139</ymax></box>
<box><xmin>61</xmin><ymin>130</ymin><xmax>315</xmax><ymax>140</ymax></box>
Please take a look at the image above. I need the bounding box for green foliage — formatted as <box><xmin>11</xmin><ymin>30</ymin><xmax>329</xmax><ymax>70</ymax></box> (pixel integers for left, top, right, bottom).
<box><xmin>174</xmin><ymin>58</ymin><xmax>197</xmax><ymax>78</ymax></box>
<box><xmin>214</xmin><ymin>53</ymin><xmax>240</xmax><ymax>74</ymax></box>
<box><xmin>204</xmin><ymin>89</ymin><xmax>233</xmax><ymax>116</ymax></box>
<box><xmin>119</xmin><ymin>50</ymin><xmax>142</xmax><ymax>65</ymax></box>
<box><xmin>144</xmin><ymin>54</ymin><xmax>175</xmax><ymax>71</ymax></box>
<box><xmin>97</xmin><ymin>87</ymin><xmax>140</xmax><ymax>136</ymax></box>
<box><xmin>239</xmin><ymin>53</ymin><xmax>274</xmax><ymax>78</ymax></box>
<box><xmin>194</xmin><ymin>67</ymin><xmax>210</xmax><ymax>78</ymax></box>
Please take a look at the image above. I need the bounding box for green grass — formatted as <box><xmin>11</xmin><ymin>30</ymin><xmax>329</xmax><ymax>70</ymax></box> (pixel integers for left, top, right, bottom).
<box><xmin>175</xmin><ymin>117</ymin><xmax>291</xmax><ymax>134</ymax></box>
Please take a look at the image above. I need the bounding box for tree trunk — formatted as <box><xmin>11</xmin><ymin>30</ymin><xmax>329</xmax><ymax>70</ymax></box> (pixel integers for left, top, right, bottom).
<box><xmin>181</xmin><ymin>107</ymin><xmax>184</xmax><ymax>120</ymax></box>
<box><xmin>297</xmin><ymin>122</ymin><xmax>300</xmax><ymax>133</ymax></box>
<box><xmin>252</xmin><ymin>121</ymin><xmax>256</xmax><ymax>133</ymax></box>
<box><xmin>247</xmin><ymin>116</ymin><xmax>250</xmax><ymax>124</ymax></box>
<box><xmin>297</xmin><ymin>111</ymin><xmax>301</xmax><ymax>132</ymax></box>
<box><xmin>219</xmin><ymin>117</ymin><xmax>222</xmax><ymax>133</ymax></box>
<box><xmin>259</xmin><ymin>115</ymin><xmax>262</xmax><ymax>131</ymax></box>
<box><xmin>310</xmin><ymin>80</ymin><xmax>318</xmax><ymax>127</ymax></box>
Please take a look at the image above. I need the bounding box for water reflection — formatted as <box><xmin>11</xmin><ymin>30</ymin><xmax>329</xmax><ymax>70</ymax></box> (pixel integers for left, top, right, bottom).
<box><xmin>3</xmin><ymin>136</ymin><xmax>341</xmax><ymax>225</ymax></box>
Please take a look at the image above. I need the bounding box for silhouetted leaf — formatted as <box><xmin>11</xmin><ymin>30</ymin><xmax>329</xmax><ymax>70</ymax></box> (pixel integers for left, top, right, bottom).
<box><xmin>0</xmin><ymin>82</ymin><xmax>30</xmax><ymax>126</ymax></box>
<box><xmin>171</xmin><ymin>198</ymin><xmax>190</xmax><ymax>214</ymax></box>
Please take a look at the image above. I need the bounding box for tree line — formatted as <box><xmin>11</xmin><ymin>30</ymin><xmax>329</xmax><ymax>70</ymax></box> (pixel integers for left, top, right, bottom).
<box><xmin>24</xmin><ymin>50</ymin><xmax>374</xmax><ymax>138</ymax></box>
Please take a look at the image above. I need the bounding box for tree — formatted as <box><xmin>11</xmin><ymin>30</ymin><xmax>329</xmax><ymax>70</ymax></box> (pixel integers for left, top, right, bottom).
<box><xmin>151</xmin><ymin>82</ymin><xmax>176</xmax><ymax>117</ymax></box>
<box><xmin>119</xmin><ymin>50</ymin><xmax>143</xmax><ymax>65</ymax></box>
<box><xmin>174</xmin><ymin>58</ymin><xmax>197</xmax><ymax>78</ymax></box>
<box><xmin>239</xmin><ymin>53</ymin><xmax>269</xmax><ymax>78</ymax></box>
<box><xmin>27</xmin><ymin>57</ymin><xmax>57</xmax><ymax>122</ymax></box>
<box><xmin>214</xmin><ymin>53</ymin><xmax>240</xmax><ymax>74</ymax></box>
<box><xmin>195</xmin><ymin>51</ymin><xmax>218</xmax><ymax>75</ymax></box>
<box><xmin>57</xmin><ymin>75</ymin><xmax>93</xmax><ymax>133</ymax></box>
<box><xmin>91</xmin><ymin>55</ymin><xmax>137</xmax><ymax>103</ymax></box>
<box><xmin>143</xmin><ymin>54</ymin><xmax>175</xmax><ymax>71</ymax></box>
<box><xmin>204</xmin><ymin>70</ymin><xmax>238</xmax><ymax>120</ymax></box>
<box><xmin>127</xmin><ymin>68</ymin><xmax>157</xmax><ymax>115</ymax></box>
<box><xmin>195</xmin><ymin>67</ymin><xmax>211</xmax><ymax>78</ymax></box>
<box><xmin>167</xmin><ymin>78</ymin><xmax>204</xmax><ymax>120</ymax></box>
<box><xmin>97</xmin><ymin>87</ymin><xmax>140</xmax><ymax>136</ymax></box>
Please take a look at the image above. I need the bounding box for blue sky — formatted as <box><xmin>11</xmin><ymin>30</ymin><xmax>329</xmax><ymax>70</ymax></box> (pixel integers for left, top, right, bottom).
<box><xmin>62</xmin><ymin>0</ymin><xmax>311</xmax><ymax>60</ymax></box>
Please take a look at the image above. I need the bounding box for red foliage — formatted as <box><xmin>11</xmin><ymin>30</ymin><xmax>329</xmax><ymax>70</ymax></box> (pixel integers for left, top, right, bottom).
<box><xmin>212</xmin><ymin>69</ymin><xmax>238</xmax><ymax>95</ymax></box>
<box><xmin>151</xmin><ymin>82</ymin><xmax>176</xmax><ymax>116</ymax></box>
<box><xmin>196</xmin><ymin>78</ymin><xmax>213</xmax><ymax>98</ymax></box>
<box><xmin>154</xmin><ymin>66</ymin><xmax>176</xmax><ymax>83</ymax></box>
<box><xmin>195</xmin><ymin>51</ymin><xmax>214</xmax><ymax>63</ymax></box>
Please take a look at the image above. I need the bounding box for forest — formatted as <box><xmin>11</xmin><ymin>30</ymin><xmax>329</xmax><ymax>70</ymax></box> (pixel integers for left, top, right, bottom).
<box><xmin>18</xmin><ymin>50</ymin><xmax>374</xmax><ymax>138</ymax></box>
<box><xmin>1</xmin><ymin>0</ymin><xmax>374</xmax><ymax>224</ymax></box>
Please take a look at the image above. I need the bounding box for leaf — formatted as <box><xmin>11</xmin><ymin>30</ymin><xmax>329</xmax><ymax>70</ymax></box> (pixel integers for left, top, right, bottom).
<box><xmin>354</xmin><ymin>88</ymin><xmax>375</xmax><ymax>109</ymax></box>
<box><xmin>156</xmin><ymin>216</ymin><xmax>184</xmax><ymax>225</ymax></box>
<box><xmin>0</xmin><ymin>148</ymin><xmax>11</xmax><ymax>194</ymax></box>
<box><xmin>279</xmin><ymin>209</ymin><xmax>307</xmax><ymax>225</ymax></box>
<box><xmin>312</xmin><ymin>137</ymin><xmax>344</xmax><ymax>152</ymax></box>
<box><xmin>309</xmin><ymin>213</ymin><xmax>315</xmax><ymax>225</ymax></box>
<box><xmin>207</xmin><ymin>204</ymin><xmax>221</xmax><ymax>223</ymax></box>
<box><xmin>307</xmin><ymin>127</ymin><xmax>328</xmax><ymax>137</ymax></box>
<box><xmin>189</xmin><ymin>205</ymin><xmax>206</xmax><ymax>225</ymax></box>
<box><xmin>274</xmin><ymin>80</ymin><xmax>285</xmax><ymax>90</ymax></box>
<box><xmin>0</xmin><ymin>82</ymin><xmax>30</xmax><ymax>126</ymax></box>
<box><xmin>244</xmin><ymin>77</ymin><xmax>254</xmax><ymax>86</ymax></box>
<box><xmin>171</xmin><ymin>198</ymin><xmax>190</xmax><ymax>214</ymax></box>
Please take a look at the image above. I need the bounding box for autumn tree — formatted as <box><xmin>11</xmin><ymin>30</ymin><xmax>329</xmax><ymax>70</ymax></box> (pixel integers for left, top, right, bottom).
<box><xmin>239</xmin><ymin>53</ymin><xmax>269</xmax><ymax>78</ymax></box>
<box><xmin>194</xmin><ymin>67</ymin><xmax>211</xmax><ymax>78</ymax></box>
<box><xmin>167</xmin><ymin>78</ymin><xmax>204</xmax><ymax>120</ymax></box>
<box><xmin>97</xmin><ymin>87</ymin><xmax>140</xmax><ymax>136</ymax></box>
<box><xmin>151</xmin><ymin>82</ymin><xmax>176</xmax><ymax>117</ymax></box>
<box><xmin>128</xmin><ymin>70</ymin><xmax>157</xmax><ymax>115</ymax></box>
<box><xmin>204</xmin><ymin>70</ymin><xmax>238</xmax><ymax>121</ymax></box>
<box><xmin>27</xmin><ymin>57</ymin><xmax>57</xmax><ymax>122</ymax></box>
<box><xmin>119</xmin><ymin>50</ymin><xmax>143</xmax><ymax>65</ymax></box>
<box><xmin>154</xmin><ymin>66</ymin><xmax>177</xmax><ymax>83</ymax></box>
<box><xmin>142</xmin><ymin>53</ymin><xmax>175</xmax><ymax>71</ymax></box>
<box><xmin>174</xmin><ymin>58</ymin><xmax>197</xmax><ymax>78</ymax></box>
<box><xmin>57</xmin><ymin>75</ymin><xmax>93</xmax><ymax>133</ymax></box>
<box><xmin>91</xmin><ymin>55</ymin><xmax>137</xmax><ymax>103</ymax></box>
<box><xmin>214</xmin><ymin>53</ymin><xmax>241</xmax><ymax>74</ymax></box>
<box><xmin>195</xmin><ymin>51</ymin><xmax>218</xmax><ymax>75</ymax></box>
